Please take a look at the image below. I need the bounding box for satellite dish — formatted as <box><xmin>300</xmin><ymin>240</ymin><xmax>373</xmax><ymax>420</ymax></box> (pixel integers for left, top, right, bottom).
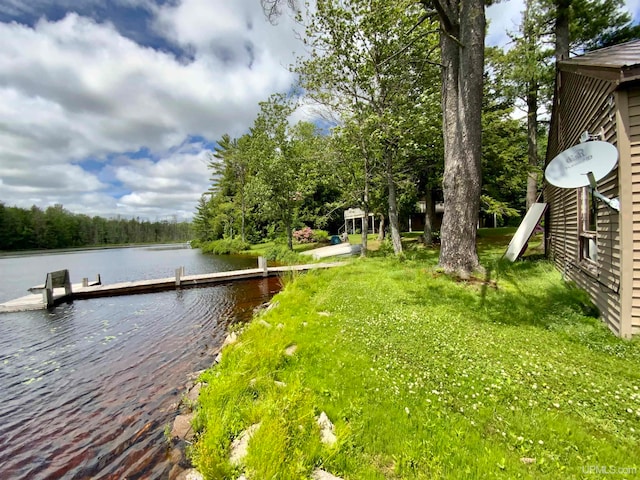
<box><xmin>544</xmin><ymin>141</ymin><xmax>618</xmax><ymax>188</ymax></box>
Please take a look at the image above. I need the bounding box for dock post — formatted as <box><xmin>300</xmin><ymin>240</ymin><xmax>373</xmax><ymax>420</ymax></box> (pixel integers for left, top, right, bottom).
<box><xmin>175</xmin><ymin>267</ymin><xmax>184</xmax><ymax>287</ymax></box>
<box><xmin>82</xmin><ymin>278</ymin><xmax>89</xmax><ymax>287</ymax></box>
<box><xmin>258</xmin><ymin>256</ymin><xmax>268</xmax><ymax>277</ymax></box>
<box><xmin>42</xmin><ymin>285</ymin><xmax>54</xmax><ymax>308</ymax></box>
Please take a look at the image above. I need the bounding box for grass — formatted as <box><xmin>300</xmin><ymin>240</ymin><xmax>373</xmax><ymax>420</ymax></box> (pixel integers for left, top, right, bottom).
<box><xmin>191</xmin><ymin>232</ymin><xmax>640</xmax><ymax>479</ymax></box>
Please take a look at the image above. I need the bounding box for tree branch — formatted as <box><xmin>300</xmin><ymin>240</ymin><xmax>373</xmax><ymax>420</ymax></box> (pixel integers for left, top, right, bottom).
<box><xmin>378</xmin><ymin>30</ymin><xmax>443</xmax><ymax>68</ymax></box>
<box><xmin>423</xmin><ymin>0</ymin><xmax>457</xmax><ymax>33</ymax></box>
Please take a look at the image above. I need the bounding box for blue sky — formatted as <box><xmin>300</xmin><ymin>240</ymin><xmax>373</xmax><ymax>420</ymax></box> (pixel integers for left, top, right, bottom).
<box><xmin>0</xmin><ymin>0</ymin><xmax>301</xmax><ymax>220</ymax></box>
<box><xmin>0</xmin><ymin>0</ymin><xmax>637</xmax><ymax>220</ymax></box>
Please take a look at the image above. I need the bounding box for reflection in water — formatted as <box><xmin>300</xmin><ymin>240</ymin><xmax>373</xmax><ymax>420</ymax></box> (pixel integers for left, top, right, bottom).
<box><xmin>0</xmin><ymin>247</ymin><xmax>280</xmax><ymax>479</ymax></box>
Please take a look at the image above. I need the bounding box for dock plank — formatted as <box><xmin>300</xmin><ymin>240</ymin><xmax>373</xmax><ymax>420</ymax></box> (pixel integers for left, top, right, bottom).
<box><xmin>0</xmin><ymin>262</ymin><xmax>344</xmax><ymax>313</ymax></box>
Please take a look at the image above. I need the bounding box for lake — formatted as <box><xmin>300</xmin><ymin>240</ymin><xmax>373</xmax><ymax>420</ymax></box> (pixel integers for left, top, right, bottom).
<box><xmin>0</xmin><ymin>246</ymin><xmax>280</xmax><ymax>479</ymax></box>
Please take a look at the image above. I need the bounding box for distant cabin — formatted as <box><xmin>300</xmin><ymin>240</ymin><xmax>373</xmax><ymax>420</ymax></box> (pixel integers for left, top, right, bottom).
<box><xmin>544</xmin><ymin>39</ymin><xmax>640</xmax><ymax>338</ymax></box>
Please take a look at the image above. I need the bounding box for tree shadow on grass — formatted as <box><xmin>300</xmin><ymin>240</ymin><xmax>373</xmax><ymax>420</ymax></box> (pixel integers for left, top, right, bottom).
<box><xmin>408</xmin><ymin>257</ymin><xmax>599</xmax><ymax>332</ymax></box>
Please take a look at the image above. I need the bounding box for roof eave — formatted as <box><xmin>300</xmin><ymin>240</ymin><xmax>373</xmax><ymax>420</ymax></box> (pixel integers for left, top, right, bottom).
<box><xmin>559</xmin><ymin>63</ymin><xmax>640</xmax><ymax>85</ymax></box>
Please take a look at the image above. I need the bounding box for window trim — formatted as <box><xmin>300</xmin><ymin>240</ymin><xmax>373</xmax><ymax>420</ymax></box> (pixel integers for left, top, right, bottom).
<box><xmin>578</xmin><ymin>186</ymin><xmax>598</xmax><ymax>268</ymax></box>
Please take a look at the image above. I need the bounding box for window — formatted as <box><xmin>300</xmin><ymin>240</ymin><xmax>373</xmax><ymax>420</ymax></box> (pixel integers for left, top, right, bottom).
<box><xmin>578</xmin><ymin>186</ymin><xmax>598</xmax><ymax>264</ymax></box>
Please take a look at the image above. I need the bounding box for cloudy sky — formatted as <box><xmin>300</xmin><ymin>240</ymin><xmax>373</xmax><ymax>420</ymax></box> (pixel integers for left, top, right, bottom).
<box><xmin>0</xmin><ymin>1</ymin><xmax>638</xmax><ymax>221</ymax></box>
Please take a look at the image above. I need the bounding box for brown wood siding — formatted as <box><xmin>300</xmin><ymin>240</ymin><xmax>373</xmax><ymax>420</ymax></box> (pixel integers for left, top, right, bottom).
<box><xmin>545</xmin><ymin>71</ymin><xmax>623</xmax><ymax>335</ymax></box>
<box><xmin>628</xmin><ymin>88</ymin><xmax>640</xmax><ymax>335</ymax></box>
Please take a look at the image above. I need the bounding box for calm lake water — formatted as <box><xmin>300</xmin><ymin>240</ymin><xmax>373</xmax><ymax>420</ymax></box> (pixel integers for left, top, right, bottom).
<box><xmin>0</xmin><ymin>246</ymin><xmax>280</xmax><ymax>479</ymax></box>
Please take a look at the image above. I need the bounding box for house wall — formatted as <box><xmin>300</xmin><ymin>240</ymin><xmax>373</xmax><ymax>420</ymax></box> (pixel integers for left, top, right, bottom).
<box><xmin>545</xmin><ymin>71</ymin><xmax>623</xmax><ymax>335</ymax></box>
<box><xmin>627</xmin><ymin>87</ymin><xmax>640</xmax><ymax>335</ymax></box>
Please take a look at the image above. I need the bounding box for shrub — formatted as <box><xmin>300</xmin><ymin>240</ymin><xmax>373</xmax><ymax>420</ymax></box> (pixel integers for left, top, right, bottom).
<box><xmin>293</xmin><ymin>226</ymin><xmax>315</xmax><ymax>244</ymax></box>
<box><xmin>312</xmin><ymin>229</ymin><xmax>329</xmax><ymax>243</ymax></box>
<box><xmin>199</xmin><ymin>238</ymin><xmax>250</xmax><ymax>255</ymax></box>
<box><xmin>264</xmin><ymin>244</ymin><xmax>301</xmax><ymax>264</ymax></box>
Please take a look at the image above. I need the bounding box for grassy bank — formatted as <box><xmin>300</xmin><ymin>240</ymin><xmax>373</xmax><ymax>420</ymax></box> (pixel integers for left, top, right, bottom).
<box><xmin>191</xmin><ymin>237</ymin><xmax>639</xmax><ymax>479</ymax></box>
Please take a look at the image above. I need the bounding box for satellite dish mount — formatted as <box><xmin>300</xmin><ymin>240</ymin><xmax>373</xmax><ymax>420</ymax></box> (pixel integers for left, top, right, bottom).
<box><xmin>586</xmin><ymin>172</ymin><xmax>620</xmax><ymax>211</ymax></box>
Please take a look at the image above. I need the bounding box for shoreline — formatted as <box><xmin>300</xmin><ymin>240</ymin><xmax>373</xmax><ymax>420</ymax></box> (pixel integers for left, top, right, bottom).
<box><xmin>0</xmin><ymin>242</ymin><xmax>190</xmax><ymax>259</ymax></box>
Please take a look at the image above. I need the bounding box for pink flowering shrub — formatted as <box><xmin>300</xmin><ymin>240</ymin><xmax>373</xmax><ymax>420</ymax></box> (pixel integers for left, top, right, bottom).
<box><xmin>293</xmin><ymin>226</ymin><xmax>315</xmax><ymax>244</ymax></box>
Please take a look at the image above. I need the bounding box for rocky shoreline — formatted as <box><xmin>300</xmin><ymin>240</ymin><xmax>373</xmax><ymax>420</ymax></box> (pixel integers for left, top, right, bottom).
<box><xmin>164</xmin><ymin>300</ymin><xmax>345</xmax><ymax>480</ymax></box>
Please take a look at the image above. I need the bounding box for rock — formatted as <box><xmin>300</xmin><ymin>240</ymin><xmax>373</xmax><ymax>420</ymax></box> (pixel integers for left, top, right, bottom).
<box><xmin>520</xmin><ymin>457</ymin><xmax>536</xmax><ymax>465</ymax></box>
<box><xmin>266</xmin><ymin>300</ymin><xmax>279</xmax><ymax>312</ymax></box>
<box><xmin>285</xmin><ymin>344</ymin><xmax>298</xmax><ymax>356</ymax></box>
<box><xmin>169</xmin><ymin>447</ymin><xmax>183</xmax><ymax>464</ymax></box>
<box><xmin>214</xmin><ymin>352</ymin><xmax>222</xmax><ymax>364</ymax></box>
<box><xmin>249</xmin><ymin>378</ymin><xmax>257</xmax><ymax>386</ymax></box>
<box><xmin>311</xmin><ymin>469</ymin><xmax>343</xmax><ymax>480</ymax></box>
<box><xmin>276</xmin><ymin>323</ymin><xmax>285</xmax><ymax>329</ymax></box>
<box><xmin>184</xmin><ymin>383</ymin><xmax>202</xmax><ymax>408</ymax></box>
<box><xmin>302</xmin><ymin>322</ymin><xmax>308</xmax><ymax>327</ymax></box>
<box><xmin>171</xmin><ymin>412</ymin><xmax>196</xmax><ymax>441</ymax></box>
<box><xmin>186</xmin><ymin>370</ymin><xmax>205</xmax><ymax>382</ymax></box>
<box><xmin>223</xmin><ymin>331</ymin><xmax>238</xmax><ymax>347</ymax></box>
<box><xmin>169</xmin><ymin>464</ymin><xmax>185</xmax><ymax>480</ymax></box>
<box><xmin>318</xmin><ymin>311</ymin><xmax>331</xmax><ymax>317</ymax></box>
<box><xmin>176</xmin><ymin>468</ymin><xmax>205</xmax><ymax>480</ymax></box>
<box><xmin>259</xmin><ymin>319</ymin><xmax>272</xmax><ymax>328</ymax></box>
<box><xmin>316</xmin><ymin>412</ymin><xmax>337</xmax><ymax>446</ymax></box>
<box><xmin>254</xmin><ymin>300</ymin><xmax>280</xmax><ymax>316</ymax></box>
<box><xmin>230</xmin><ymin>423</ymin><xmax>261</xmax><ymax>465</ymax></box>
<box><xmin>274</xmin><ymin>380</ymin><xmax>287</xmax><ymax>388</ymax></box>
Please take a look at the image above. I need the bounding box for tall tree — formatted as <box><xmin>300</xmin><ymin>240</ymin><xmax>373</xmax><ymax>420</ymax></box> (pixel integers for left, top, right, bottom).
<box><xmin>265</xmin><ymin>0</ymin><xmax>486</xmax><ymax>274</ymax></box>
<box><xmin>248</xmin><ymin>97</ymin><xmax>323</xmax><ymax>250</ymax></box>
<box><xmin>421</xmin><ymin>0</ymin><xmax>486</xmax><ymax>275</ymax></box>
<box><xmin>489</xmin><ymin>0</ymin><xmax>553</xmax><ymax>211</ymax></box>
<box><xmin>491</xmin><ymin>0</ymin><xmax>636</xmax><ymax>215</ymax></box>
<box><xmin>209</xmin><ymin>134</ymin><xmax>252</xmax><ymax>242</ymax></box>
<box><xmin>296</xmin><ymin>0</ymin><xmax>441</xmax><ymax>256</ymax></box>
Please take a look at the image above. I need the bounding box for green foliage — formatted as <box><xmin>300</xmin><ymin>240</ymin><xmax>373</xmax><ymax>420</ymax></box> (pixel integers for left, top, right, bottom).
<box><xmin>192</xmin><ymin>235</ymin><xmax>640</xmax><ymax>478</ymax></box>
<box><xmin>196</xmin><ymin>96</ymin><xmax>335</xmax><ymax>249</ymax></box>
<box><xmin>263</xmin><ymin>244</ymin><xmax>302</xmax><ymax>264</ymax></box>
<box><xmin>313</xmin><ymin>229</ymin><xmax>329</xmax><ymax>243</ymax></box>
<box><xmin>296</xmin><ymin>0</ymin><xmax>443</xmax><ymax>256</ymax></box>
<box><xmin>199</xmin><ymin>238</ymin><xmax>251</xmax><ymax>255</ymax></box>
<box><xmin>480</xmin><ymin>195</ymin><xmax>521</xmax><ymax>223</ymax></box>
<box><xmin>0</xmin><ymin>202</ymin><xmax>191</xmax><ymax>251</ymax></box>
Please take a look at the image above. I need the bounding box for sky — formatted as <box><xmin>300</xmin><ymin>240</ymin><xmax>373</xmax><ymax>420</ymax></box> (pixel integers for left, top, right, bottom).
<box><xmin>0</xmin><ymin>0</ymin><xmax>638</xmax><ymax>221</ymax></box>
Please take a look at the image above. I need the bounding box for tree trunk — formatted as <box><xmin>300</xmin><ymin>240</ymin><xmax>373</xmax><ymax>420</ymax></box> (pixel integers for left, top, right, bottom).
<box><xmin>285</xmin><ymin>215</ymin><xmax>293</xmax><ymax>250</ymax></box>
<box><xmin>555</xmin><ymin>0</ymin><xmax>571</xmax><ymax>63</ymax></box>
<box><xmin>423</xmin><ymin>189</ymin><xmax>437</xmax><ymax>244</ymax></box>
<box><xmin>386</xmin><ymin>149</ymin><xmax>403</xmax><ymax>255</ymax></box>
<box><xmin>361</xmin><ymin>157</ymin><xmax>369</xmax><ymax>257</ymax></box>
<box><xmin>526</xmin><ymin>82</ymin><xmax>539</xmax><ymax>210</ymax></box>
<box><xmin>437</xmin><ymin>0</ymin><xmax>484</xmax><ymax>276</ymax></box>
<box><xmin>240</xmin><ymin>192</ymin><xmax>246</xmax><ymax>243</ymax></box>
<box><xmin>361</xmin><ymin>208</ymin><xmax>369</xmax><ymax>257</ymax></box>
<box><xmin>378</xmin><ymin>213</ymin><xmax>385</xmax><ymax>241</ymax></box>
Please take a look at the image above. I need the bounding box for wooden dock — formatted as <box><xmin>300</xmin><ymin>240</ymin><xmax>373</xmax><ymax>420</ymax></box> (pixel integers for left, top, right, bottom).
<box><xmin>0</xmin><ymin>259</ymin><xmax>343</xmax><ymax>313</ymax></box>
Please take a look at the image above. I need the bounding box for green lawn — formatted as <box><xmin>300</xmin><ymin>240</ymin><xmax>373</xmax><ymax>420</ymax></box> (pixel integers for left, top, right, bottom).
<box><xmin>191</xmin><ymin>234</ymin><xmax>639</xmax><ymax>479</ymax></box>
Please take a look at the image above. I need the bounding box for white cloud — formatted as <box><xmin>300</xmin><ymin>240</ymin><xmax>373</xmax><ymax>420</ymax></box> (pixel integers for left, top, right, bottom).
<box><xmin>487</xmin><ymin>0</ymin><xmax>524</xmax><ymax>48</ymax></box>
<box><xmin>0</xmin><ymin>4</ymin><xmax>302</xmax><ymax>219</ymax></box>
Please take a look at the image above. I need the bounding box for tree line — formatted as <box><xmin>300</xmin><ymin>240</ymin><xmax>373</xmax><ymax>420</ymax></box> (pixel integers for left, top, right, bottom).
<box><xmin>198</xmin><ymin>0</ymin><xmax>637</xmax><ymax>275</ymax></box>
<box><xmin>0</xmin><ymin>203</ymin><xmax>191</xmax><ymax>251</ymax></box>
